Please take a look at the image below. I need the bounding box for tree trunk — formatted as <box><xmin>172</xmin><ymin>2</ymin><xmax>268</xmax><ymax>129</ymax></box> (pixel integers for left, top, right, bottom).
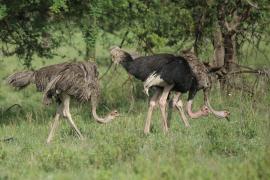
<box><xmin>85</xmin><ymin>41</ymin><xmax>96</xmax><ymax>61</ymax></box>
<box><xmin>83</xmin><ymin>14</ymin><xmax>97</xmax><ymax>62</ymax></box>
<box><xmin>84</xmin><ymin>25</ymin><xmax>97</xmax><ymax>61</ymax></box>
<box><xmin>220</xmin><ymin>32</ymin><xmax>238</xmax><ymax>94</ymax></box>
<box><xmin>212</xmin><ymin>25</ymin><xmax>225</xmax><ymax>92</ymax></box>
<box><xmin>223</xmin><ymin>33</ymin><xmax>237</xmax><ymax>72</ymax></box>
<box><xmin>213</xmin><ymin>26</ymin><xmax>224</xmax><ymax>67</ymax></box>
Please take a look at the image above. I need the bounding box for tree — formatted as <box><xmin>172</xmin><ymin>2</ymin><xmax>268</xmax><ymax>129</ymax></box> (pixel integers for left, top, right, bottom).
<box><xmin>1</xmin><ymin>0</ymin><xmax>269</xmax><ymax>69</ymax></box>
<box><xmin>0</xmin><ymin>0</ymin><xmax>104</xmax><ymax>66</ymax></box>
<box><xmin>186</xmin><ymin>0</ymin><xmax>270</xmax><ymax>71</ymax></box>
<box><xmin>0</xmin><ymin>1</ymin><xmax>60</xmax><ymax>68</ymax></box>
<box><xmin>65</xmin><ymin>0</ymin><xmax>101</xmax><ymax>61</ymax></box>
<box><xmin>99</xmin><ymin>0</ymin><xmax>194</xmax><ymax>53</ymax></box>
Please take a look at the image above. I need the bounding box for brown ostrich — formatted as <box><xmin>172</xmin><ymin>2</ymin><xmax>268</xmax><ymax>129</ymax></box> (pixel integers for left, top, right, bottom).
<box><xmin>180</xmin><ymin>49</ymin><xmax>230</xmax><ymax>120</ymax></box>
<box><xmin>7</xmin><ymin>62</ymin><xmax>119</xmax><ymax>143</ymax></box>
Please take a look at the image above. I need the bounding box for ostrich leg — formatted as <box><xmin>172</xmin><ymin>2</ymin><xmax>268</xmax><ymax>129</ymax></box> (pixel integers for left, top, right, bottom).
<box><xmin>172</xmin><ymin>93</ymin><xmax>190</xmax><ymax>127</ymax></box>
<box><xmin>144</xmin><ymin>89</ymin><xmax>162</xmax><ymax>134</ymax></box>
<box><xmin>159</xmin><ymin>85</ymin><xmax>174</xmax><ymax>133</ymax></box>
<box><xmin>46</xmin><ymin>105</ymin><xmax>62</xmax><ymax>144</ymax></box>
<box><xmin>62</xmin><ymin>94</ymin><xmax>84</xmax><ymax>139</ymax></box>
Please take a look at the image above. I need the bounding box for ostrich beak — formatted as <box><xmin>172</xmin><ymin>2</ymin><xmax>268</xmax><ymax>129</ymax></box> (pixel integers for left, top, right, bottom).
<box><xmin>225</xmin><ymin>111</ymin><xmax>230</xmax><ymax>121</ymax></box>
<box><xmin>113</xmin><ymin>110</ymin><xmax>125</xmax><ymax>117</ymax></box>
<box><xmin>111</xmin><ymin>110</ymin><xmax>120</xmax><ymax>117</ymax></box>
<box><xmin>146</xmin><ymin>89</ymin><xmax>149</xmax><ymax>96</ymax></box>
<box><xmin>111</xmin><ymin>55</ymin><xmax>116</xmax><ymax>64</ymax></box>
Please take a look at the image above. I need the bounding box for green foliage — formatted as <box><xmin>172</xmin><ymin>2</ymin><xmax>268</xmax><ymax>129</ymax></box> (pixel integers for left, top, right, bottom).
<box><xmin>50</xmin><ymin>0</ymin><xmax>68</xmax><ymax>13</ymax></box>
<box><xmin>100</xmin><ymin>0</ymin><xmax>194</xmax><ymax>53</ymax></box>
<box><xmin>0</xmin><ymin>0</ymin><xmax>62</xmax><ymax>68</ymax></box>
<box><xmin>1</xmin><ymin>0</ymin><xmax>270</xmax><ymax>66</ymax></box>
<box><xmin>0</xmin><ymin>4</ymin><xmax>7</xmax><ymax>20</ymax></box>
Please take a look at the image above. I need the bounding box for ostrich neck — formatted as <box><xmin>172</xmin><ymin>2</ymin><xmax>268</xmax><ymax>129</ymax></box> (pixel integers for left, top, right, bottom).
<box><xmin>120</xmin><ymin>56</ymin><xmax>134</xmax><ymax>74</ymax></box>
<box><xmin>187</xmin><ymin>100</ymin><xmax>206</xmax><ymax>118</ymax></box>
<box><xmin>203</xmin><ymin>89</ymin><xmax>228</xmax><ymax>118</ymax></box>
<box><xmin>91</xmin><ymin>99</ymin><xmax>113</xmax><ymax>123</ymax></box>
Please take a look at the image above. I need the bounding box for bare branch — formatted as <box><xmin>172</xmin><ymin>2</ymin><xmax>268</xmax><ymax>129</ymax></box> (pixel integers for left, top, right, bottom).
<box><xmin>231</xmin><ymin>11</ymin><xmax>241</xmax><ymax>31</ymax></box>
<box><xmin>119</xmin><ymin>30</ymin><xmax>129</xmax><ymax>48</ymax></box>
<box><xmin>99</xmin><ymin>30</ymin><xmax>130</xmax><ymax>80</ymax></box>
<box><xmin>4</xmin><ymin>104</ymin><xmax>22</xmax><ymax>113</ymax></box>
<box><xmin>98</xmin><ymin>62</ymin><xmax>113</xmax><ymax>80</ymax></box>
<box><xmin>240</xmin><ymin>6</ymin><xmax>252</xmax><ymax>22</ymax></box>
<box><xmin>245</xmin><ymin>0</ymin><xmax>259</xmax><ymax>9</ymax></box>
<box><xmin>228</xmin><ymin>68</ymin><xmax>270</xmax><ymax>78</ymax></box>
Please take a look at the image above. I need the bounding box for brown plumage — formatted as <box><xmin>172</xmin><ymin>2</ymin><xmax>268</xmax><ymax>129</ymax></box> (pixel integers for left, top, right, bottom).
<box><xmin>180</xmin><ymin>49</ymin><xmax>230</xmax><ymax>120</ymax></box>
<box><xmin>7</xmin><ymin>61</ymin><xmax>118</xmax><ymax>143</ymax></box>
<box><xmin>181</xmin><ymin>50</ymin><xmax>210</xmax><ymax>89</ymax></box>
<box><xmin>42</xmin><ymin>62</ymin><xmax>100</xmax><ymax>104</ymax></box>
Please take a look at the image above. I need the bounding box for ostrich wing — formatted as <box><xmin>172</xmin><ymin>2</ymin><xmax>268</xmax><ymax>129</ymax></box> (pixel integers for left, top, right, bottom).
<box><xmin>43</xmin><ymin>62</ymin><xmax>100</xmax><ymax>103</ymax></box>
<box><xmin>34</xmin><ymin>63</ymin><xmax>69</xmax><ymax>92</ymax></box>
<box><xmin>131</xmin><ymin>54</ymin><xmax>177</xmax><ymax>81</ymax></box>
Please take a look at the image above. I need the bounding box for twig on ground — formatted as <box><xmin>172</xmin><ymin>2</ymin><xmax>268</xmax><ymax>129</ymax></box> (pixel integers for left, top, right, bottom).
<box><xmin>0</xmin><ymin>137</ymin><xmax>15</xmax><ymax>142</ymax></box>
<box><xmin>4</xmin><ymin>104</ymin><xmax>22</xmax><ymax>113</ymax></box>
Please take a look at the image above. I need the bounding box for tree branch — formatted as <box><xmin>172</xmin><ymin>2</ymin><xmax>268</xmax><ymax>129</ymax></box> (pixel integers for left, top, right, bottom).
<box><xmin>245</xmin><ymin>0</ymin><xmax>259</xmax><ymax>9</ymax></box>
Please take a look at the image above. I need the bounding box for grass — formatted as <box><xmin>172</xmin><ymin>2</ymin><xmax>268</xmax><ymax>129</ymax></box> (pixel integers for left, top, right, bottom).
<box><xmin>0</xmin><ymin>34</ymin><xmax>270</xmax><ymax>179</ymax></box>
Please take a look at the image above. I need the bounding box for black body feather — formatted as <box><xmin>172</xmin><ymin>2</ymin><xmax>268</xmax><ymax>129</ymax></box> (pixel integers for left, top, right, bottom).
<box><xmin>120</xmin><ymin>54</ymin><xmax>176</xmax><ymax>81</ymax></box>
<box><xmin>157</xmin><ymin>57</ymin><xmax>197</xmax><ymax>93</ymax></box>
<box><xmin>118</xmin><ymin>53</ymin><xmax>198</xmax><ymax>96</ymax></box>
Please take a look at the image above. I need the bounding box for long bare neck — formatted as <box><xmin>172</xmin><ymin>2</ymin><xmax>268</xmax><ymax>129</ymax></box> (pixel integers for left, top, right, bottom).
<box><xmin>119</xmin><ymin>54</ymin><xmax>134</xmax><ymax>72</ymax></box>
<box><xmin>91</xmin><ymin>97</ymin><xmax>114</xmax><ymax>123</ymax></box>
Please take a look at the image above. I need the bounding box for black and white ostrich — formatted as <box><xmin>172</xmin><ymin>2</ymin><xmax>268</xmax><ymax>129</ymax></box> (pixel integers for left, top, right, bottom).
<box><xmin>7</xmin><ymin>62</ymin><xmax>118</xmax><ymax>143</ymax></box>
<box><xmin>110</xmin><ymin>47</ymin><xmax>229</xmax><ymax>134</ymax></box>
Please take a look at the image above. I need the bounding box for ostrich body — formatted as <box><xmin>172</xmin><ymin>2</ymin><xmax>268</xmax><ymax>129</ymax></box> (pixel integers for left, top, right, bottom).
<box><xmin>110</xmin><ymin>47</ymin><xmax>229</xmax><ymax>134</ymax></box>
<box><xmin>7</xmin><ymin>62</ymin><xmax>118</xmax><ymax>143</ymax></box>
<box><xmin>181</xmin><ymin>50</ymin><xmax>230</xmax><ymax>119</ymax></box>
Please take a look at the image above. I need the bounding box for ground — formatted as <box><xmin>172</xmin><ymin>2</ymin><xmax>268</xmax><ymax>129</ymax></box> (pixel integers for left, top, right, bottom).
<box><xmin>0</xmin><ymin>34</ymin><xmax>269</xmax><ymax>179</ymax></box>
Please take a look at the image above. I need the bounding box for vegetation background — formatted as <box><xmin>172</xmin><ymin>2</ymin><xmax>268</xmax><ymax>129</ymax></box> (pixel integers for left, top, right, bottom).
<box><xmin>0</xmin><ymin>0</ymin><xmax>270</xmax><ymax>179</ymax></box>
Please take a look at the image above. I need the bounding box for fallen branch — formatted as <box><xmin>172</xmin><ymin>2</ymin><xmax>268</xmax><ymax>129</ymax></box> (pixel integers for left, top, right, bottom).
<box><xmin>228</xmin><ymin>69</ymin><xmax>270</xmax><ymax>78</ymax></box>
<box><xmin>4</xmin><ymin>104</ymin><xmax>22</xmax><ymax>113</ymax></box>
<box><xmin>0</xmin><ymin>137</ymin><xmax>15</xmax><ymax>142</ymax></box>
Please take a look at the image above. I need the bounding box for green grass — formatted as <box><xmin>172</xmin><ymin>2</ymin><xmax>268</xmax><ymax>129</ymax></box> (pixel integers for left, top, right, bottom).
<box><xmin>0</xmin><ymin>35</ymin><xmax>270</xmax><ymax>179</ymax></box>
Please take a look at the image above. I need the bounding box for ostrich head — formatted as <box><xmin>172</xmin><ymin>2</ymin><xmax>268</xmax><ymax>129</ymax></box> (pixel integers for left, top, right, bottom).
<box><xmin>110</xmin><ymin>46</ymin><xmax>132</xmax><ymax>64</ymax></box>
<box><xmin>106</xmin><ymin>110</ymin><xmax>120</xmax><ymax>120</ymax></box>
